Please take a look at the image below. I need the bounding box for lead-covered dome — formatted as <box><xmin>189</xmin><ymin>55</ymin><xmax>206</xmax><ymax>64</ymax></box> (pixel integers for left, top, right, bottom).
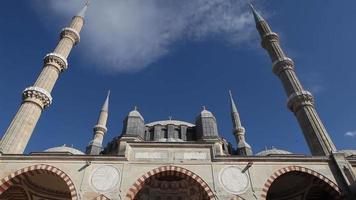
<box><xmin>44</xmin><ymin>145</ymin><xmax>84</xmax><ymax>155</ymax></box>
<box><xmin>146</xmin><ymin>120</ymin><xmax>194</xmax><ymax>127</ymax></box>
<box><xmin>256</xmin><ymin>147</ymin><xmax>292</xmax><ymax>156</ymax></box>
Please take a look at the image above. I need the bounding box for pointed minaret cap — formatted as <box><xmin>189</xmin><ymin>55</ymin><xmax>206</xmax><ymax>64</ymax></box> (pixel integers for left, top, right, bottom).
<box><xmin>249</xmin><ymin>3</ymin><xmax>265</xmax><ymax>22</ymax></box>
<box><xmin>229</xmin><ymin>90</ymin><xmax>238</xmax><ymax>114</ymax></box>
<box><xmin>77</xmin><ymin>0</ymin><xmax>90</xmax><ymax>18</ymax></box>
<box><xmin>101</xmin><ymin>90</ymin><xmax>110</xmax><ymax>112</ymax></box>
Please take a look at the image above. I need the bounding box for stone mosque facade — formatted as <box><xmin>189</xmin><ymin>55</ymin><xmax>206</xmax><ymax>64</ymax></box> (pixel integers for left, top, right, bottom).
<box><xmin>0</xmin><ymin>2</ymin><xmax>355</xmax><ymax>200</ymax></box>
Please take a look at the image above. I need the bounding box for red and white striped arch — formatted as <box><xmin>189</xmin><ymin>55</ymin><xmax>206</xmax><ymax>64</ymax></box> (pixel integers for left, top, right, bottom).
<box><xmin>0</xmin><ymin>164</ymin><xmax>78</xmax><ymax>200</ymax></box>
<box><xmin>125</xmin><ymin>165</ymin><xmax>215</xmax><ymax>200</ymax></box>
<box><xmin>261</xmin><ymin>165</ymin><xmax>342</xmax><ymax>199</ymax></box>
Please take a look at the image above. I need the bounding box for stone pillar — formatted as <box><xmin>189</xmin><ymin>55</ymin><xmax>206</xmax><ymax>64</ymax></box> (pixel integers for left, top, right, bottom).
<box><xmin>250</xmin><ymin>5</ymin><xmax>336</xmax><ymax>156</ymax></box>
<box><xmin>0</xmin><ymin>15</ymin><xmax>84</xmax><ymax>154</ymax></box>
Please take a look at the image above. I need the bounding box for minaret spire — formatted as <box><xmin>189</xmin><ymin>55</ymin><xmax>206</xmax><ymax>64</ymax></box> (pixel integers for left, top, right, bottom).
<box><xmin>0</xmin><ymin>1</ymin><xmax>88</xmax><ymax>154</ymax></box>
<box><xmin>86</xmin><ymin>91</ymin><xmax>110</xmax><ymax>155</ymax></box>
<box><xmin>229</xmin><ymin>90</ymin><xmax>252</xmax><ymax>156</ymax></box>
<box><xmin>77</xmin><ymin>0</ymin><xmax>90</xmax><ymax>18</ymax></box>
<box><xmin>250</xmin><ymin>6</ymin><xmax>336</xmax><ymax>156</ymax></box>
<box><xmin>249</xmin><ymin>4</ymin><xmax>264</xmax><ymax>22</ymax></box>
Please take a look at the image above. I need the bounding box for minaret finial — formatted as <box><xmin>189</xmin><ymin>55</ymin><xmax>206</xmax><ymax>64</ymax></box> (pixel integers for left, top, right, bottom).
<box><xmin>249</xmin><ymin>3</ymin><xmax>265</xmax><ymax>23</ymax></box>
<box><xmin>77</xmin><ymin>0</ymin><xmax>91</xmax><ymax>18</ymax></box>
<box><xmin>102</xmin><ymin>90</ymin><xmax>110</xmax><ymax>112</ymax></box>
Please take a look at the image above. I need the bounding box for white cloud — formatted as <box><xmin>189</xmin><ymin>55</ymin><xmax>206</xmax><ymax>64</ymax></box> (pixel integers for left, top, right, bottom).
<box><xmin>34</xmin><ymin>0</ymin><xmax>255</xmax><ymax>72</ymax></box>
<box><xmin>345</xmin><ymin>131</ymin><xmax>356</xmax><ymax>137</ymax></box>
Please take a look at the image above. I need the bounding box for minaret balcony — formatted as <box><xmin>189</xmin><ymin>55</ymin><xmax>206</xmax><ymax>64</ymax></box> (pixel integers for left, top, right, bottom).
<box><xmin>22</xmin><ymin>86</ymin><xmax>52</xmax><ymax>109</ymax></box>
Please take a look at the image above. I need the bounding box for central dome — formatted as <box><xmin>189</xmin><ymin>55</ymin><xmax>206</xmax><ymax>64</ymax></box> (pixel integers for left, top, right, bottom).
<box><xmin>146</xmin><ymin>120</ymin><xmax>195</xmax><ymax>127</ymax></box>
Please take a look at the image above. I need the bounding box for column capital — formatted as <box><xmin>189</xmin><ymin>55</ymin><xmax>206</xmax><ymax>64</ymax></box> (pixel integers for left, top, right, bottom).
<box><xmin>60</xmin><ymin>27</ymin><xmax>80</xmax><ymax>45</ymax></box>
<box><xmin>43</xmin><ymin>53</ymin><xmax>68</xmax><ymax>72</ymax></box>
<box><xmin>22</xmin><ymin>86</ymin><xmax>52</xmax><ymax>109</ymax></box>
<box><xmin>272</xmin><ymin>57</ymin><xmax>294</xmax><ymax>75</ymax></box>
<box><xmin>287</xmin><ymin>90</ymin><xmax>314</xmax><ymax>112</ymax></box>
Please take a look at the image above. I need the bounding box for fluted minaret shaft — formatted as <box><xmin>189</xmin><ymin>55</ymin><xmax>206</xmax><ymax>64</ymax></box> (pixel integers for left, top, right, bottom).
<box><xmin>229</xmin><ymin>91</ymin><xmax>252</xmax><ymax>156</ymax></box>
<box><xmin>250</xmin><ymin>5</ymin><xmax>336</xmax><ymax>156</ymax></box>
<box><xmin>0</xmin><ymin>3</ymin><xmax>88</xmax><ymax>154</ymax></box>
<box><xmin>86</xmin><ymin>91</ymin><xmax>110</xmax><ymax>155</ymax></box>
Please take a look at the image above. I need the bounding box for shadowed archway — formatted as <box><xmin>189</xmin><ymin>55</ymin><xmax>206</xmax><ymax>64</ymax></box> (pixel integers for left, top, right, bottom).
<box><xmin>0</xmin><ymin>164</ymin><xmax>78</xmax><ymax>200</ymax></box>
<box><xmin>126</xmin><ymin>165</ymin><xmax>215</xmax><ymax>200</ymax></box>
<box><xmin>262</xmin><ymin>166</ymin><xmax>342</xmax><ymax>200</ymax></box>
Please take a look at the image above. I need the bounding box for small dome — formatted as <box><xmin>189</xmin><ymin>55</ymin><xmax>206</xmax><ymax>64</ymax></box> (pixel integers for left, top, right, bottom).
<box><xmin>199</xmin><ymin>108</ymin><xmax>215</xmax><ymax>118</ymax></box>
<box><xmin>339</xmin><ymin>150</ymin><xmax>356</xmax><ymax>157</ymax></box>
<box><xmin>44</xmin><ymin>145</ymin><xmax>84</xmax><ymax>155</ymax></box>
<box><xmin>128</xmin><ymin>110</ymin><xmax>144</xmax><ymax>120</ymax></box>
<box><xmin>256</xmin><ymin>147</ymin><xmax>292</xmax><ymax>156</ymax></box>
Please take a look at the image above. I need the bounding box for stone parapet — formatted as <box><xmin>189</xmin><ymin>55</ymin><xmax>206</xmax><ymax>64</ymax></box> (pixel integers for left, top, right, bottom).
<box><xmin>60</xmin><ymin>27</ymin><xmax>80</xmax><ymax>45</ymax></box>
<box><xmin>22</xmin><ymin>86</ymin><xmax>52</xmax><ymax>109</ymax></box>
<box><xmin>272</xmin><ymin>57</ymin><xmax>294</xmax><ymax>75</ymax></box>
<box><xmin>287</xmin><ymin>90</ymin><xmax>314</xmax><ymax>112</ymax></box>
<box><xmin>43</xmin><ymin>53</ymin><xmax>68</xmax><ymax>72</ymax></box>
<box><xmin>93</xmin><ymin>125</ymin><xmax>107</xmax><ymax>135</ymax></box>
<box><xmin>262</xmin><ymin>32</ymin><xmax>279</xmax><ymax>48</ymax></box>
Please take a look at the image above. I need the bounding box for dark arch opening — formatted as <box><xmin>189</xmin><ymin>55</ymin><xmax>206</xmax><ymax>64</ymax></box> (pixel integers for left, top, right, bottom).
<box><xmin>0</xmin><ymin>170</ymin><xmax>72</xmax><ymax>200</ymax></box>
<box><xmin>134</xmin><ymin>170</ymin><xmax>210</xmax><ymax>200</ymax></box>
<box><xmin>266</xmin><ymin>171</ymin><xmax>342</xmax><ymax>200</ymax></box>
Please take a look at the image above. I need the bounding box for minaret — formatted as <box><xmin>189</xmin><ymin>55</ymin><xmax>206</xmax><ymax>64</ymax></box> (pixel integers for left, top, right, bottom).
<box><xmin>86</xmin><ymin>91</ymin><xmax>110</xmax><ymax>155</ymax></box>
<box><xmin>0</xmin><ymin>1</ymin><xmax>89</xmax><ymax>154</ymax></box>
<box><xmin>250</xmin><ymin>4</ymin><xmax>336</xmax><ymax>156</ymax></box>
<box><xmin>229</xmin><ymin>91</ymin><xmax>252</xmax><ymax>156</ymax></box>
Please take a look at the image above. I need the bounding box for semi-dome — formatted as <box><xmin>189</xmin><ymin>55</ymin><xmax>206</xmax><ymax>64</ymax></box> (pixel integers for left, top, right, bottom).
<box><xmin>256</xmin><ymin>147</ymin><xmax>292</xmax><ymax>156</ymax></box>
<box><xmin>44</xmin><ymin>145</ymin><xmax>84</xmax><ymax>155</ymax></box>
<box><xmin>146</xmin><ymin>120</ymin><xmax>194</xmax><ymax>127</ymax></box>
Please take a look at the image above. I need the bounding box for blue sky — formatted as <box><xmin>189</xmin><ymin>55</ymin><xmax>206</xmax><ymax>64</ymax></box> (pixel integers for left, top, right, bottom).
<box><xmin>0</xmin><ymin>0</ymin><xmax>355</xmax><ymax>155</ymax></box>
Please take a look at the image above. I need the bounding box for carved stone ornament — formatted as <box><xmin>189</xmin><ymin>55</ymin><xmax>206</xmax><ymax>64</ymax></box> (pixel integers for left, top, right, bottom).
<box><xmin>22</xmin><ymin>86</ymin><xmax>52</xmax><ymax>109</ymax></box>
<box><xmin>272</xmin><ymin>57</ymin><xmax>295</xmax><ymax>75</ymax></box>
<box><xmin>43</xmin><ymin>52</ymin><xmax>68</xmax><ymax>72</ymax></box>
<box><xmin>219</xmin><ymin>166</ymin><xmax>249</xmax><ymax>195</ymax></box>
<box><xmin>61</xmin><ymin>27</ymin><xmax>80</xmax><ymax>45</ymax></box>
<box><xmin>287</xmin><ymin>90</ymin><xmax>314</xmax><ymax>112</ymax></box>
<box><xmin>91</xmin><ymin>165</ymin><xmax>120</xmax><ymax>192</ymax></box>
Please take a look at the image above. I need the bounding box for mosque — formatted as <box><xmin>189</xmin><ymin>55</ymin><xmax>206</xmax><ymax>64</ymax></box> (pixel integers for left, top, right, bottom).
<box><xmin>0</xmin><ymin>2</ymin><xmax>355</xmax><ymax>200</ymax></box>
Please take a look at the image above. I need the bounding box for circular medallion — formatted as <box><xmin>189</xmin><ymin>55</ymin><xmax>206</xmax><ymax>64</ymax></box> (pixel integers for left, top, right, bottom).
<box><xmin>219</xmin><ymin>166</ymin><xmax>249</xmax><ymax>195</ymax></box>
<box><xmin>91</xmin><ymin>165</ymin><xmax>120</xmax><ymax>192</ymax></box>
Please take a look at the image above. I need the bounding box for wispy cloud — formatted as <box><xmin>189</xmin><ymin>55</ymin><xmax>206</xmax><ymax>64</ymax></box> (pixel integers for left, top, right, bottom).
<box><xmin>345</xmin><ymin>131</ymin><xmax>356</xmax><ymax>137</ymax></box>
<box><xmin>303</xmin><ymin>73</ymin><xmax>325</xmax><ymax>95</ymax></box>
<box><xmin>34</xmin><ymin>0</ymin><xmax>255</xmax><ymax>72</ymax></box>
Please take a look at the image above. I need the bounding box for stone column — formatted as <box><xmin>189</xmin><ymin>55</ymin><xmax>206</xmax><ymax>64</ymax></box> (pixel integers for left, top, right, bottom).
<box><xmin>250</xmin><ymin>5</ymin><xmax>336</xmax><ymax>156</ymax></box>
<box><xmin>0</xmin><ymin>15</ymin><xmax>84</xmax><ymax>154</ymax></box>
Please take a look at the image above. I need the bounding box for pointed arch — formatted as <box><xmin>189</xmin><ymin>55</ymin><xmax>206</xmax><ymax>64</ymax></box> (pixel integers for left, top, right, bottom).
<box><xmin>0</xmin><ymin>164</ymin><xmax>78</xmax><ymax>200</ymax></box>
<box><xmin>125</xmin><ymin>165</ymin><xmax>215</xmax><ymax>200</ymax></box>
<box><xmin>261</xmin><ymin>166</ymin><xmax>342</xmax><ymax>199</ymax></box>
